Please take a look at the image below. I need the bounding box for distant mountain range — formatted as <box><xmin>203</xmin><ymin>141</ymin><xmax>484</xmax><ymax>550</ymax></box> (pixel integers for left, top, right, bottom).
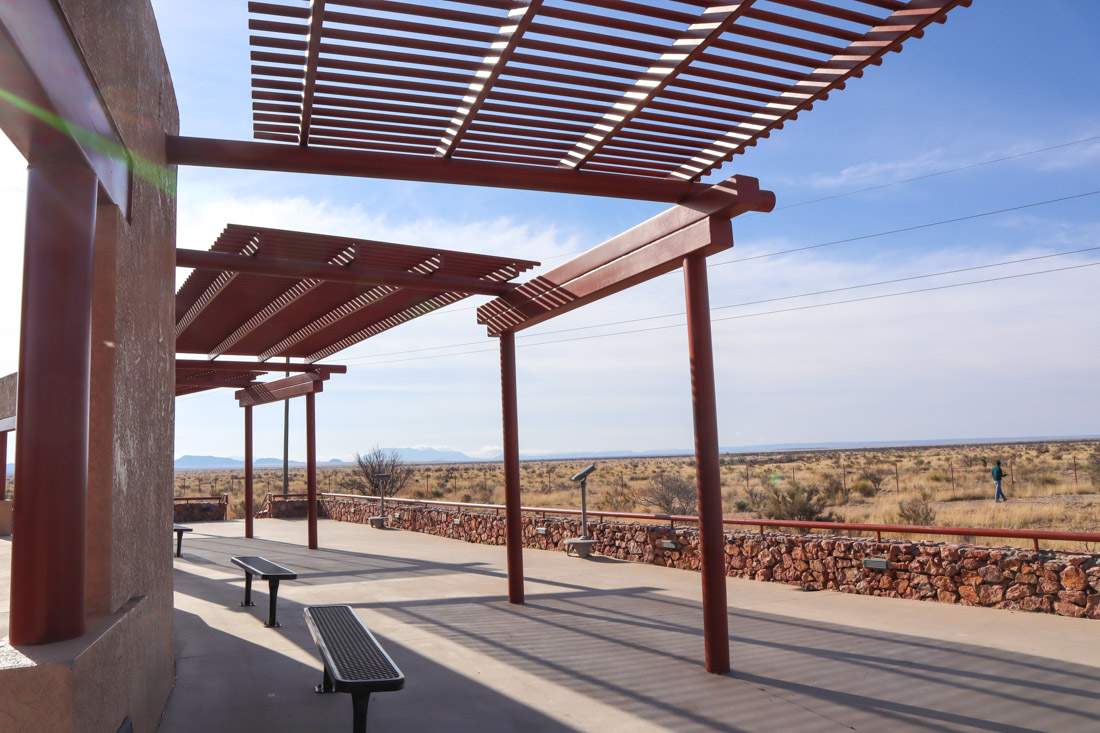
<box><xmin>170</xmin><ymin>435</ymin><xmax>1099</xmax><ymax>470</ymax></box>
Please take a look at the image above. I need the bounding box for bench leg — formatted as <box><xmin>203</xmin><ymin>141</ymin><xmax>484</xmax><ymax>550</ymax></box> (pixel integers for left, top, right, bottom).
<box><xmin>175</xmin><ymin>531</ymin><xmax>183</xmax><ymax>558</ymax></box>
<box><xmin>264</xmin><ymin>578</ymin><xmax>281</xmax><ymax>627</ymax></box>
<box><xmin>241</xmin><ymin>573</ymin><xmax>256</xmax><ymax>607</ymax></box>
<box><xmin>314</xmin><ymin>664</ymin><xmax>336</xmax><ymax>694</ymax></box>
<box><xmin>352</xmin><ymin>692</ymin><xmax>371</xmax><ymax>733</ymax></box>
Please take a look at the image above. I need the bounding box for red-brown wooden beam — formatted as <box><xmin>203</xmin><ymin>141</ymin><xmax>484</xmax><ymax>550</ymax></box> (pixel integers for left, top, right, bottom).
<box><xmin>10</xmin><ymin>163</ymin><xmax>98</xmax><ymax>645</ymax></box>
<box><xmin>683</xmin><ymin>253</ymin><xmax>730</xmax><ymax>675</ymax></box>
<box><xmin>297</xmin><ymin>0</ymin><xmax>325</xmax><ymax>145</ymax></box>
<box><xmin>176</xmin><ymin>359</ymin><xmax>347</xmax><ymax>374</ymax></box>
<box><xmin>176</xmin><ymin>248</ymin><xmax>516</xmax><ymax>298</ymax></box>
<box><xmin>479</xmin><ymin>176</ymin><xmax>772</xmax><ymax>335</ymax></box>
<box><xmin>245</xmin><ymin>405</ymin><xmax>254</xmax><ymax>539</ymax></box>
<box><xmin>500</xmin><ymin>331</ymin><xmax>523</xmax><ymax>604</ymax></box>
<box><xmin>0</xmin><ymin>3</ymin><xmax>129</xmax><ymax>216</ymax></box>
<box><xmin>236</xmin><ymin>372</ymin><xmax>327</xmax><ymax>408</ymax></box>
<box><xmin>483</xmin><ymin>218</ymin><xmax>729</xmax><ymax>336</ymax></box>
<box><xmin>165</xmin><ymin>136</ymin><xmax>711</xmax><ymax>203</ymax></box>
<box><xmin>306</xmin><ymin>391</ymin><xmax>318</xmax><ymax>550</ymax></box>
<box><xmin>176</xmin><ymin>376</ymin><xmax>258</xmax><ymax>389</ymax></box>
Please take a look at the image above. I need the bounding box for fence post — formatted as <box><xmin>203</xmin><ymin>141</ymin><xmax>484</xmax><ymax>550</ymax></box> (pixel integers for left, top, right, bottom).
<box><xmin>1073</xmin><ymin>456</ymin><xmax>1078</xmax><ymax>485</ymax></box>
<box><xmin>895</xmin><ymin>462</ymin><xmax>900</xmax><ymax>492</ymax></box>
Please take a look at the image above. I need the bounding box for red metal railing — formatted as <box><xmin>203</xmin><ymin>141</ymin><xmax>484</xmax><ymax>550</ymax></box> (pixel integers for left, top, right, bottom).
<box><xmin>315</xmin><ymin>493</ymin><xmax>1100</xmax><ymax>552</ymax></box>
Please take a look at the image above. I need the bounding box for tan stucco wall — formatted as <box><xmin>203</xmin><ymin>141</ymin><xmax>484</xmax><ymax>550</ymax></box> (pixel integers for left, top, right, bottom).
<box><xmin>0</xmin><ymin>373</ymin><xmax>15</xmax><ymax>423</ymax></box>
<box><xmin>0</xmin><ymin>1</ymin><xmax>178</xmax><ymax>731</ymax></box>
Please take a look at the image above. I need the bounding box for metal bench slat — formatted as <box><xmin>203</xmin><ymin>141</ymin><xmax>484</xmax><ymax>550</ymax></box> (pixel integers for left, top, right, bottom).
<box><xmin>232</xmin><ymin>555</ymin><xmax>297</xmax><ymax>579</ymax></box>
<box><xmin>305</xmin><ymin>605</ymin><xmax>404</xmax><ymax>692</ymax></box>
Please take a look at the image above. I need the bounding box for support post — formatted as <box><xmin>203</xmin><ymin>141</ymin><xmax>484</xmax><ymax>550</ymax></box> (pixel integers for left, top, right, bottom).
<box><xmin>683</xmin><ymin>253</ymin><xmax>730</xmax><ymax>674</ymax></box>
<box><xmin>306</xmin><ymin>391</ymin><xmax>317</xmax><ymax>550</ymax></box>
<box><xmin>245</xmin><ymin>405</ymin><xmax>254</xmax><ymax>539</ymax></box>
<box><xmin>0</xmin><ymin>431</ymin><xmax>7</xmax><ymax>501</ymax></box>
<box><xmin>500</xmin><ymin>331</ymin><xmax>523</xmax><ymax>604</ymax></box>
<box><xmin>10</xmin><ymin>163</ymin><xmax>98</xmax><ymax>645</ymax></box>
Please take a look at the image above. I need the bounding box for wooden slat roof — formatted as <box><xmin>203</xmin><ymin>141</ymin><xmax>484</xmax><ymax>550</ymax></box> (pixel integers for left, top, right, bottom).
<box><xmin>175</xmin><ymin>223</ymin><xmax>538</xmax><ymax>364</ymax></box>
<box><xmin>247</xmin><ymin>0</ymin><xmax>971</xmax><ymax>182</ymax></box>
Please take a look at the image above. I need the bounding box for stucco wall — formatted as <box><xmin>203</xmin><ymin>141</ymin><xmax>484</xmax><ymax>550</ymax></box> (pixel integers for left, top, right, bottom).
<box><xmin>319</xmin><ymin>498</ymin><xmax>1100</xmax><ymax>620</ymax></box>
<box><xmin>0</xmin><ymin>373</ymin><xmax>15</xmax><ymax>421</ymax></box>
<box><xmin>0</xmin><ymin>2</ymin><xmax>179</xmax><ymax>732</ymax></box>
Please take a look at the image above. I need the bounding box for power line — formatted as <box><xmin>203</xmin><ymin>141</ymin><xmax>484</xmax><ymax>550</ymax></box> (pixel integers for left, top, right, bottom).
<box><xmin>333</xmin><ymin>235</ymin><xmax>1100</xmax><ymax>364</ymax></box>
<box><xmin>745</xmin><ymin>134</ymin><xmax>1100</xmax><ymax>215</ymax></box>
<box><xmin>341</xmin><ymin>136</ymin><xmax>1100</xmax><ymax>328</ymax></box>
<box><xmin>517</xmin><ymin>135</ymin><xmax>1100</xmax><ymax>263</ymax></box>
<box><xmin>708</xmin><ymin>189</ymin><xmax>1100</xmax><ymax>267</ymax></box>
<box><xmin>344</xmin><ymin>259</ymin><xmax>1100</xmax><ymax>367</ymax></box>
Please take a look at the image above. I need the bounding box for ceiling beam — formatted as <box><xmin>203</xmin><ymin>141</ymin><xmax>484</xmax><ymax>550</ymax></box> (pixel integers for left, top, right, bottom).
<box><xmin>563</xmin><ymin>1</ymin><xmax>757</xmax><ymax>173</ymax></box>
<box><xmin>175</xmin><ymin>359</ymin><xmax>347</xmax><ymax>374</ymax></box>
<box><xmin>208</xmin><ymin>243</ymin><xmax>356</xmax><ymax>358</ymax></box>
<box><xmin>0</xmin><ymin>1</ymin><xmax>130</xmax><ymax>215</ymax></box>
<box><xmin>299</xmin><ymin>0</ymin><xmax>326</xmax><ymax>145</ymax></box>
<box><xmin>176</xmin><ymin>248</ymin><xmax>517</xmax><ymax>297</ymax></box>
<box><xmin>165</xmin><ymin>135</ymin><xmax>713</xmax><ymax>202</ymax></box>
<box><xmin>235</xmin><ymin>372</ymin><xmax>326</xmax><ymax>408</ymax></box>
<box><xmin>437</xmin><ymin>0</ymin><xmax>543</xmax><ymax>158</ymax></box>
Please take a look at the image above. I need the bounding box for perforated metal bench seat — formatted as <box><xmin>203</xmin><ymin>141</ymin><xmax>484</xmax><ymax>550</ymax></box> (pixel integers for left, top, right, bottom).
<box><xmin>231</xmin><ymin>556</ymin><xmax>296</xmax><ymax>627</ymax></box>
<box><xmin>304</xmin><ymin>605</ymin><xmax>405</xmax><ymax>733</ymax></box>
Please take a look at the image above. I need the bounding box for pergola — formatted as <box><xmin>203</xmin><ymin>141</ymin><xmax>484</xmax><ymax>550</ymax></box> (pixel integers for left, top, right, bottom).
<box><xmin>0</xmin><ymin>2</ymin><xmax>974</xmax><ymax>725</ymax></box>
<box><xmin>174</xmin><ymin>224</ymin><xmax>538</xmax><ymax>546</ymax></box>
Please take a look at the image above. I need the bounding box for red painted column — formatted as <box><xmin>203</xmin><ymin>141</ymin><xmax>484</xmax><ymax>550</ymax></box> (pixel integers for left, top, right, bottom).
<box><xmin>0</xmin><ymin>431</ymin><xmax>7</xmax><ymax>501</ymax></box>
<box><xmin>500</xmin><ymin>331</ymin><xmax>523</xmax><ymax>604</ymax></box>
<box><xmin>244</xmin><ymin>405</ymin><xmax>254</xmax><ymax>539</ymax></box>
<box><xmin>683</xmin><ymin>253</ymin><xmax>730</xmax><ymax>674</ymax></box>
<box><xmin>306</xmin><ymin>391</ymin><xmax>318</xmax><ymax>550</ymax></box>
<box><xmin>10</xmin><ymin>163</ymin><xmax>98</xmax><ymax>645</ymax></box>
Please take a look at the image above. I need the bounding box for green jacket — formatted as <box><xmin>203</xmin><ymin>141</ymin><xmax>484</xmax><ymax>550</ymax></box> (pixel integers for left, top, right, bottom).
<box><xmin>991</xmin><ymin>465</ymin><xmax>1005</xmax><ymax>481</ymax></box>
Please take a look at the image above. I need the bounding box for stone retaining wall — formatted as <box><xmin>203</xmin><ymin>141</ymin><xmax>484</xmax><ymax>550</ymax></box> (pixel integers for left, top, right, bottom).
<box><xmin>316</xmin><ymin>497</ymin><xmax>1100</xmax><ymax>619</ymax></box>
<box><xmin>172</xmin><ymin>499</ymin><xmax>226</xmax><ymax>523</ymax></box>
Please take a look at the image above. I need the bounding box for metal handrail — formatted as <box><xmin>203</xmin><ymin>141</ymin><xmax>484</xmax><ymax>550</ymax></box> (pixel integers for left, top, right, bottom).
<box><xmin>173</xmin><ymin>495</ymin><xmax>228</xmax><ymax>504</ymax></box>
<box><xmin>316</xmin><ymin>492</ymin><xmax>1100</xmax><ymax>551</ymax></box>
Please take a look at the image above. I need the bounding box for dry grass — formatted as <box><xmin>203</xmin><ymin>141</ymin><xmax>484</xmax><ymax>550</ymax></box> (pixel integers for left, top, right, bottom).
<box><xmin>174</xmin><ymin>440</ymin><xmax>1100</xmax><ymax>551</ymax></box>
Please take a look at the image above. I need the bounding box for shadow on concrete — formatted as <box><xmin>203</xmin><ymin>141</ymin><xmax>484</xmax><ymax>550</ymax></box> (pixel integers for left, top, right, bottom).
<box><xmin>168</xmin><ymin>525</ymin><xmax>1100</xmax><ymax>733</ymax></box>
<box><xmin>163</xmin><ymin>603</ymin><xmax>576</xmax><ymax>733</ymax></box>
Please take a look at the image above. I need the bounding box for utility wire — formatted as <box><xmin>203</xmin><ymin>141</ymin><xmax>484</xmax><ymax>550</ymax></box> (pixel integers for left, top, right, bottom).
<box><xmin>343</xmin><ymin>259</ymin><xmax>1100</xmax><ymax>367</ymax></box>
<box><xmin>332</xmin><ymin>236</ymin><xmax>1100</xmax><ymax>364</ymax></box>
<box><xmin>536</xmin><ymin>134</ymin><xmax>1100</xmax><ymax>260</ymax></box>
<box><xmin>351</xmin><ymin>175</ymin><xmax>1100</xmax><ymax>332</ymax></box>
<box><xmin>708</xmin><ymin>189</ymin><xmax>1100</xmax><ymax>267</ymax></box>
<box><xmin>745</xmin><ymin>134</ymin><xmax>1100</xmax><ymax>215</ymax></box>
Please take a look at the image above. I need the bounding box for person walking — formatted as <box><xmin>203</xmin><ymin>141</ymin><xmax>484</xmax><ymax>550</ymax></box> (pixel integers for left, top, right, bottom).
<box><xmin>991</xmin><ymin>460</ymin><xmax>1007</xmax><ymax>502</ymax></box>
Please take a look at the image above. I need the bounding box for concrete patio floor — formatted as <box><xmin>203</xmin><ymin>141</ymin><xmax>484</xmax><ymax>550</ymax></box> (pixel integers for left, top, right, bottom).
<box><xmin>126</xmin><ymin>521</ymin><xmax>1100</xmax><ymax>730</ymax></box>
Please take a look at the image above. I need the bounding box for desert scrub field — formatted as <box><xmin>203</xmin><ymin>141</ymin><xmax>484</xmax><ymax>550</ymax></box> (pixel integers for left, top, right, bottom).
<box><xmin>174</xmin><ymin>440</ymin><xmax>1100</xmax><ymax>551</ymax></box>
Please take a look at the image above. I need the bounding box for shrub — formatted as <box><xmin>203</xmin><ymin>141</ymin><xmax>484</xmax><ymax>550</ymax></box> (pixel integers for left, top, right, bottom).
<box><xmin>634</xmin><ymin>473</ymin><xmax>698</xmax><ymax>515</ymax></box>
<box><xmin>858</xmin><ymin>465</ymin><xmax>888</xmax><ymax>494</ymax></box>
<box><xmin>763</xmin><ymin>480</ymin><xmax>839</xmax><ymax>522</ymax></box>
<box><xmin>1088</xmin><ymin>449</ymin><xmax>1100</xmax><ymax>488</ymax></box>
<box><xmin>734</xmin><ymin>500</ymin><xmax>750</xmax><ymax>512</ymax></box>
<box><xmin>596</xmin><ymin>485</ymin><xmax>634</xmax><ymax>512</ymax></box>
<box><xmin>895</xmin><ymin>490</ymin><xmax>936</xmax><ymax>526</ymax></box>
<box><xmin>820</xmin><ymin>473</ymin><xmax>848</xmax><ymax>505</ymax></box>
<box><xmin>851</xmin><ymin>479</ymin><xmax>875</xmax><ymax>498</ymax></box>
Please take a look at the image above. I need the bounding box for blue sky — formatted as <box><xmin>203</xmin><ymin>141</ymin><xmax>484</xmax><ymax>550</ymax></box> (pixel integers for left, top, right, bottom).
<box><xmin>2</xmin><ymin>1</ymin><xmax>1098</xmax><ymax>461</ymax></box>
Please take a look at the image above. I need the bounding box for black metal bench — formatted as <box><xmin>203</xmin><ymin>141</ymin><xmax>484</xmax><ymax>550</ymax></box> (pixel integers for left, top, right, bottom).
<box><xmin>172</xmin><ymin>524</ymin><xmax>192</xmax><ymax>558</ymax></box>
<box><xmin>304</xmin><ymin>605</ymin><xmax>405</xmax><ymax>733</ymax></box>
<box><xmin>231</xmin><ymin>556</ymin><xmax>296</xmax><ymax>628</ymax></box>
